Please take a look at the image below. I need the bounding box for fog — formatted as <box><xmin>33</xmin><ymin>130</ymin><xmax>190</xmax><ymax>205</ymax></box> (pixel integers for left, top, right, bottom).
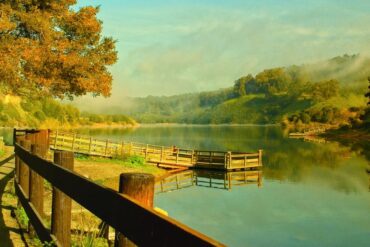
<box><xmin>72</xmin><ymin>0</ymin><xmax>370</xmax><ymax>112</ymax></box>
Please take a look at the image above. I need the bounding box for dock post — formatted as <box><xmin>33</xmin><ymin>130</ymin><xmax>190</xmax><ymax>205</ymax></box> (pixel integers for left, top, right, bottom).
<box><xmin>227</xmin><ymin>151</ymin><xmax>232</xmax><ymax>170</ymax></box>
<box><xmin>121</xmin><ymin>141</ymin><xmax>125</xmax><ymax>158</ymax></box>
<box><xmin>52</xmin><ymin>151</ymin><xmax>74</xmax><ymax>247</ymax></box>
<box><xmin>115</xmin><ymin>173</ymin><xmax>155</xmax><ymax>247</ymax></box>
<box><xmin>88</xmin><ymin>137</ymin><xmax>92</xmax><ymax>154</ymax></box>
<box><xmin>105</xmin><ymin>139</ymin><xmax>109</xmax><ymax>156</ymax></box>
<box><xmin>145</xmin><ymin>144</ymin><xmax>149</xmax><ymax>160</ymax></box>
<box><xmin>71</xmin><ymin>134</ymin><xmax>76</xmax><ymax>151</ymax></box>
<box><xmin>54</xmin><ymin>130</ymin><xmax>58</xmax><ymax>149</ymax></box>
<box><xmin>258</xmin><ymin>149</ymin><xmax>263</xmax><ymax>166</ymax></box>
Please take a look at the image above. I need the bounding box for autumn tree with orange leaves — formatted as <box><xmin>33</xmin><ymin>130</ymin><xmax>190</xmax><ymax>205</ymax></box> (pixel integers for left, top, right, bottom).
<box><xmin>0</xmin><ymin>0</ymin><xmax>117</xmax><ymax>99</ymax></box>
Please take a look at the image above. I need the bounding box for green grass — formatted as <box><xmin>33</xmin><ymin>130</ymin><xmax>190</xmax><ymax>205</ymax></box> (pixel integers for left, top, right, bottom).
<box><xmin>15</xmin><ymin>206</ymin><xmax>29</xmax><ymax>229</ymax></box>
<box><xmin>76</xmin><ymin>154</ymin><xmax>163</xmax><ymax>175</ymax></box>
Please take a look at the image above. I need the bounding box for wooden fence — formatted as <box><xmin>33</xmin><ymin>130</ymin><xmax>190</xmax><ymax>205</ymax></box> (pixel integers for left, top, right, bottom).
<box><xmin>13</xmin><ymin>129</ymin><xmax>224</xmax><ymax>246</ymax></box>
<box><xmin>50</xmin><ymin>130</ymin><xmax>262</xmax><ymax>171</ymax></box>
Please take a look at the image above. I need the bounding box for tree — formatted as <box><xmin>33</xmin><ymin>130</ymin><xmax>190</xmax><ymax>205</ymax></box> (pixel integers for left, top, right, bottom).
<box><xmin>310</xmin><ymin>79</ymin><xmax>339</xmax><ymax>101</ymax></box>
<box><xmin>233</xmin><ymin>78</ymin><xmax>246</xmax><ymax>97</ymax></box>
<box><xmin>0</xmin><ymin>0</ymin><xmax>117</xmax><ymax>98</ymax></box>
<box><xmin>255</xmin><ymin>68</ymin><xmax>292</xmax><ymax>96</ymax></box>
<box><xmin>366</xmin><ymin>77</ymin><xmax>370</xmax><ymax>105</ymax></box>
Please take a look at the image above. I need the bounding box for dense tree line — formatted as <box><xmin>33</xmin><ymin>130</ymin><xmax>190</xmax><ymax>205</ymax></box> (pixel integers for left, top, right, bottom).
<box><xmin>118</xmin><ymin>54</ymin><xmax>369</xmax><ymax>126</ymax></box>
<box><xmin>0</xmin><ymin>94</ymin><xmax>135</xmax><ymax>127</ymax></box>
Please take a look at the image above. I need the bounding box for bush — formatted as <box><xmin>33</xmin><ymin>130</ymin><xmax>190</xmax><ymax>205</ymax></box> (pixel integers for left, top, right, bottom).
<box><xmin>34</xmin><ymin>110</ymin><xmax>46</xmax><ymax>121</ymax></box>
<box><xmin>300</xmin><ymin>112</ymin><xmax>311</xmax><ymax>123</ymax></box>
<box><xmin>124</xmin><ymin>155</ymin><xmax>145</xmax><ymax>166</ymax></box>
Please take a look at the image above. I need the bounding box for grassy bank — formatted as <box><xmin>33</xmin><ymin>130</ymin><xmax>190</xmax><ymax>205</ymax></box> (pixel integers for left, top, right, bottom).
<box><xmin>74</xmin><ymin>154</ymin><xmax>167</xmax><ymax>190</ymax></box>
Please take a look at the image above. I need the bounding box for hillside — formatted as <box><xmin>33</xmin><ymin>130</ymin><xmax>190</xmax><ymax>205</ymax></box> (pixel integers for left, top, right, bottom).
<box><xmin>104</xmin><ymin>54</ymin><xmax>368</xmax><ymax>126</ymax></box>
<box><xmin>0</xmin><ymin>93</ymin><xmax>136</xmax><ymax>128</ymax></box>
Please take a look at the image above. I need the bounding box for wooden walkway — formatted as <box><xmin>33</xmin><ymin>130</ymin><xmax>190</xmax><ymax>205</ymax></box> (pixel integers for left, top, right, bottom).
<box><xmin>50</xmin><ymin>131</ymin><xmax>262</xmax><ymax>171</ymax></box>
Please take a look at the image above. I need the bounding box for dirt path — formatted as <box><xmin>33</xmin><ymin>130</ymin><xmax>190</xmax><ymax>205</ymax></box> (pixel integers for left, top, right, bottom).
<box><xmin>0</xmin><ymin>147</ymin><xmax>26</xmax><ymax>247</ymax></box>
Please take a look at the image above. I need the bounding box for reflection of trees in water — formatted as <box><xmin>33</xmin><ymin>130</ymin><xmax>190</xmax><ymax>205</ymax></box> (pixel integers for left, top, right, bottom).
<box><xmin>263</xmin><ymin>142</ymin><xmax>352</xmax><ymax>181</ymax></box>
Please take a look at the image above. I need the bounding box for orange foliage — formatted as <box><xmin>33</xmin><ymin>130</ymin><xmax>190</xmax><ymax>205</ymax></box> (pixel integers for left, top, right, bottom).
<box><xmin>0</xmin><ymin>0</ymin><xmax>117</xmax><ymax>98</ymax></box>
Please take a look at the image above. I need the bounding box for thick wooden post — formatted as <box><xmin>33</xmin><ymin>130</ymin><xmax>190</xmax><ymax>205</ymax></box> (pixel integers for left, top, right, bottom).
<box><xmin>30</xmin><ymin>144</ymin><xmax>45</xmax><ymax>218</ymax></box>
<box><xmin>15</xmin><ymin>135</ymin><xmax>25</xmax><ymax>183</ymax></box>
<box><xmin>52</xmin><ymin>151</ymin><xmax>74</xmax><ymax>247</ymax></box>
<box><xmin>115</xmin><ymin>173</ymin><xmax>155</xmax><ymax>247</ymax></box>
<box><xmin>258</xmin><ymin>149</ymin><xmax>263</xmax><ymax>166</ymax></box>
<box><xmin>19</xmin><ymin>140</ymin><xmax>31</xmax><ymax>197</ymax></box>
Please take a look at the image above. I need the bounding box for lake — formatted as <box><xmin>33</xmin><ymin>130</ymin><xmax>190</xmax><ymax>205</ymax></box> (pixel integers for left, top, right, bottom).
<box><xmin>2</xmin><ymin>125</ymin><xmax>370</xmax><ymax>246</ymax></box>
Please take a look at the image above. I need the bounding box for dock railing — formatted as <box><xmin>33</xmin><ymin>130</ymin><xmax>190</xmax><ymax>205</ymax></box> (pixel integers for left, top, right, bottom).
<box><xmin>49</xmin><ymin>130</ymin><xmax>262</xmax><ymax>170</ymax></box>
<box><xmin>13</xmin><ymin>129</ymin><xmax>224</xmax><ymax>246</ymax></box>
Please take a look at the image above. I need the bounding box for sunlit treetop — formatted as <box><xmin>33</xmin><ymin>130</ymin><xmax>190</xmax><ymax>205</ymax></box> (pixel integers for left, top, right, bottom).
<box><xmin>0</xmin><ymin>0</ymin><xmax>117</xmax><ymax>99</ymax></box>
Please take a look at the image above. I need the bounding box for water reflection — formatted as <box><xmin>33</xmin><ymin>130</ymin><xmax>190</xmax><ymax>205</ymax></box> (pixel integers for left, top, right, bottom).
<box><xmin>156</xmin><ymin>170</ymin><xmax>262</xmax><ymax>193</ymax></box>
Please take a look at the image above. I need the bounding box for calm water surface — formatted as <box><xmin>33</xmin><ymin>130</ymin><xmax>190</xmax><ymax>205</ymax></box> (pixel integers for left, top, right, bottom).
<box><xmin>2</xmin><ymin>126</ymin><xmax>369</xmax><ymax>246</ymax></box>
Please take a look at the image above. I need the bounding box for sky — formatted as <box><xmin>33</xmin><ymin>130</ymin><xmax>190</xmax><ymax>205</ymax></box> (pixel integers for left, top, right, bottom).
<box><xmin>73</xmin><ymin>0</ymin><xmax>370</xmax><ymax>107</ymax></box>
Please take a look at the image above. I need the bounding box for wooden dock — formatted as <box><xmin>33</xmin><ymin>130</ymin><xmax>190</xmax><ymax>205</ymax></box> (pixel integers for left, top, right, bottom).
<box><xmin>49</xmin><ymin>130</ymin><xmax>262</xmax><ymax>171</ymax></box>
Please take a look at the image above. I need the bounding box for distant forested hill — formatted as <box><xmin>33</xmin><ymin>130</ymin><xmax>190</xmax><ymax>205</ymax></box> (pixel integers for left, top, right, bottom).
<box><xmin>106</xmin><ymin>54</ymin><xmax>370</xmax><ymax>126</ymax></box>
<box><xmin>0</xmin><ymin>93</ymin><xmax>136</xmax><ymax>128</ymax></box>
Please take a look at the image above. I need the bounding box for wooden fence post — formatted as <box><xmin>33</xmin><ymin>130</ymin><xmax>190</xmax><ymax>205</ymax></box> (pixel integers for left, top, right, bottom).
<box><xmin>14</xmin><ymin>135</ymin><xmax>25</xmax><ymax>183</ymax></box>
<box><xmin>19</xmin><ymin>139</ymin><xmax>31</xmax><ymax>198</ymax></box>
<box><xmin>52</xmin><ymin>151</ymin><xmax>74</xmax><ymax>247</ymax></box>
<box><xmin>115</xmin><ymin>173</ymin><xmax>155</xmax><ymax>247</ymax></box>
<box><xmin>30</xmin><ymin>144</ymin><xmax>45</xmax><ymax>218</ymax></box>
<box><xmin>258</xmin><ymin>149</ymin><xmax>263</xmax><ymax>166</ymax></box>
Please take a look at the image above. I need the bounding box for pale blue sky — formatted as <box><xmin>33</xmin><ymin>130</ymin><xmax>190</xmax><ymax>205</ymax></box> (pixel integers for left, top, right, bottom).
<box><xmin>75</xmin><ymin>0</ymin><xmax>370</xmax><ymax>104</ymax></box>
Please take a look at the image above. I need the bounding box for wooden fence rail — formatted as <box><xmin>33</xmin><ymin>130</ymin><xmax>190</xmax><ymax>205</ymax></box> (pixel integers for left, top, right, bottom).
<box><xmin>14</xmin><ymin>129</ymin><xmax>224</xmax><ymax>247</ymax></box>
<box><xmin>49</xmin><ymin>130</ymin><xmax>262</xmax><ymax>171</ymax></box>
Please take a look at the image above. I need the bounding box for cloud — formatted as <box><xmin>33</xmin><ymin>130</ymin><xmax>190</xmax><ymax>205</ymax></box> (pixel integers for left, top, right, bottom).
<box><xmin>72</xmin><ymin>0</ymin><xmax>370</xmax><ymax>109</ymax></box>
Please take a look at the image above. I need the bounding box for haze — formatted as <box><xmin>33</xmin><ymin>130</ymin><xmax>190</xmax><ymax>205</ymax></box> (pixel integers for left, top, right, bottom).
<box><xmin>73</xmin><ymin>0</ymin><xmax>370</xmax><ymax>110</ymax></box>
